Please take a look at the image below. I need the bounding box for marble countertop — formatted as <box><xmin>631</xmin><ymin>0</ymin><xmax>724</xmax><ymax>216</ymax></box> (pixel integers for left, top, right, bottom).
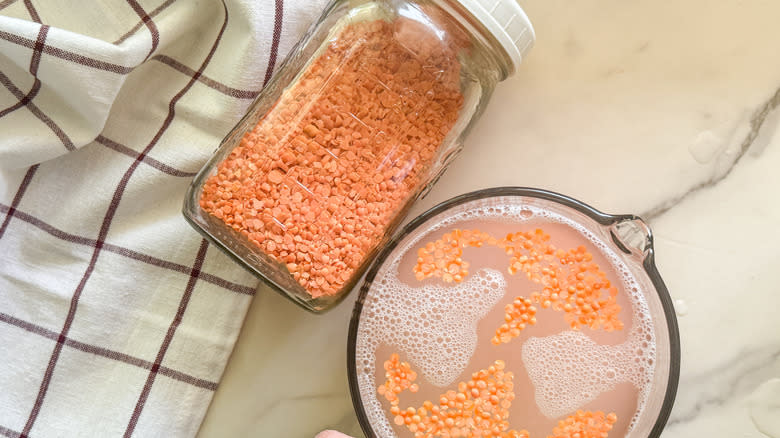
<box><xmin>199</xmin><ymin>0</ymin><xmax>780</xmax><ymax>436</ymax></box>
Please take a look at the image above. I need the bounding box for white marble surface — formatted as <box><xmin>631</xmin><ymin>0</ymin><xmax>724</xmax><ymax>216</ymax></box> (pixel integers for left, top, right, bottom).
<box><xmin>198</xmin><ymin>0</ymin><xmax>780</xmax><ymax>436</ymax></box>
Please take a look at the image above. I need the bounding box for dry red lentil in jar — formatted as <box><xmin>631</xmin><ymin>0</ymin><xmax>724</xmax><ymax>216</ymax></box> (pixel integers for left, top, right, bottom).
<box><xmin>200</xmin><ymin>19</ymin><xmax>463</xmax><ymax>299</ymax></box>
<box><xmin>185</xmin><ymin>0</ymin><xmax>535</xmax><ymax>311</ymax></box>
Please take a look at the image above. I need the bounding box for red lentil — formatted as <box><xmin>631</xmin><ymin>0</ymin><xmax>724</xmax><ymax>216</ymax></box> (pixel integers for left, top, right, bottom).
<box><xmin>412</xmin><ymin>228</ymin><xmax>623</xmax><ymax>345</ymax></box>
<box><xmin>378</xmin><ymin>354</ymin><xmax>617</xmax><ymax>438</ymax></box>
<box><xmin>200</xmin><ymin>19</ymin><xmax>463</xmax><ymax>298</ymax></box>
<box><xmin>549</xmin><ymin>410</ymin><xmax>617</xmax><ymax>438</ymax></box>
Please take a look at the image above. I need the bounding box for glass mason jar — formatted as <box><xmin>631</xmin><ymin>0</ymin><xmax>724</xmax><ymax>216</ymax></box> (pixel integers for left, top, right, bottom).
<box><xmin>183</xmin><ymin>0</ymin><xmax>535</xmax><ymax>312</ymax></box>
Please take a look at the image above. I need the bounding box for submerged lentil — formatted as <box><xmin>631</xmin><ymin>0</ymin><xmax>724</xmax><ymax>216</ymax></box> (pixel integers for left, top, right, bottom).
<box><xmin>378</xmin><ymin>353</ymin><xmax>617</xmax><ymax>438</ymax></box>
<box><xmin>412</xmin><ymin>228</ymin><xmax>624</xmax><ymax>344</ymax></box>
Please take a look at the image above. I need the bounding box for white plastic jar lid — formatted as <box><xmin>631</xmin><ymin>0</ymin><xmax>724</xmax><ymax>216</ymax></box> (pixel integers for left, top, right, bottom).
<box><xmin>456</xmin><ymin>0</ymin><xmax>535</xmax><ymax>73</ymax></box>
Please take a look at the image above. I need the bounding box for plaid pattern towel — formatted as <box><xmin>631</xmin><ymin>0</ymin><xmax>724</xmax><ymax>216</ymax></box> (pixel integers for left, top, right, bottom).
<box><xmin>0</xmin><ymin>0</ymin><xmax>326</xmax><ymax>436</ymax></box>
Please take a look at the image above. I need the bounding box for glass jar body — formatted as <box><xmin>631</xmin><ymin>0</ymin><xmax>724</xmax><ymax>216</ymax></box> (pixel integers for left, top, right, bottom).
<box><xmin>184</xmin><ymin>0</ymin><xmax>508</xmax><ymax>312</ymax></box>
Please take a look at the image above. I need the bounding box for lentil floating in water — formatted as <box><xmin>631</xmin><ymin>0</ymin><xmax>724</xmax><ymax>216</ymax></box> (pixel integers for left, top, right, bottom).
<box><xmin>378</xmin><ymin>353</ymin><xmax>617</xmax><ymax>438</ymax></box>
<box><xmin>199</xmin><ymin>19</ymin><xmax>464</xmax><ymax>298</ymax></box>
<box><xmin>412</xmin><ymin>228</ymin><xmax>624</xmax><ymax>344</ymax></box>
<box><xmin>352</xmin><ymin>194</ymin><xmax>662</xmax><ymax>438</ymax></box>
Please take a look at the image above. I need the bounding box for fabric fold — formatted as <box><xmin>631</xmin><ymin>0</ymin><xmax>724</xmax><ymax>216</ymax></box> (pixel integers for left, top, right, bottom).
<box><xmin>0</xmin><ymin>0</ymin><xmax>327</xmax><ymax>436</ymax></box>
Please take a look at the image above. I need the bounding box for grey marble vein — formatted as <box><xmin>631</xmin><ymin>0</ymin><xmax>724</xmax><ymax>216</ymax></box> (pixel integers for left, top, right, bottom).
<box><xmin>666</xmin><ymin>346</ymin><xmax>780</xmax><ymax>428</ymax></box>
<box><xmin>641</xmin><ymin>85</ymin><xmax>780</xmax><ymax>221</ymax></box>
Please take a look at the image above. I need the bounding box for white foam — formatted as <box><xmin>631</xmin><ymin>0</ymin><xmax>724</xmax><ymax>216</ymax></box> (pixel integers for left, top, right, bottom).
<box><xmin>354</xmin><ymin>199</ymin><xmax>657</xmax><ymax>437</ymax></box>
<box><xmin>359</xmin><ymin>268</ymin><xmax>506</xmax><ymax>386</ymax></box>
<box><xmin>522</xmin><ymin>327</ymin><xmax>655</xmax><ymax>419</ymax></box>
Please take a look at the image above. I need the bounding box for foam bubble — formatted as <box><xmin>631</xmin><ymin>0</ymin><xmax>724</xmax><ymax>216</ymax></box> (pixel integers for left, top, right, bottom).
<box><xmin>358</xmin><ymin>268</ymin><xmax>507</xmax><ymax>387</ymax></box>
<box><xmin>354</xmin><ymin>199</ymin><xmax>657</xmax><ymax>437</ymax></box>
<box><xmin>522</xmin><ymin>326</ymin><xmax>654</xmax><ymax>419</ymax></box>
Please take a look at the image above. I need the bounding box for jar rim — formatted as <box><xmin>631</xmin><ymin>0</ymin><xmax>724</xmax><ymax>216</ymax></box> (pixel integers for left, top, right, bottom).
<box><xmin>452</xmin><ymin>0</ymin><xmax>535</xmax><ymax>74</ymax></box>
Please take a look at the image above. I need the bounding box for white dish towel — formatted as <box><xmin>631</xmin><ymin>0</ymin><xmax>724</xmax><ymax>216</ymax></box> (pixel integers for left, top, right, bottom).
<box><xmin>0</xmin><ymin>0</ymin><xmax>327</xmax><ymax>436</ymax></box>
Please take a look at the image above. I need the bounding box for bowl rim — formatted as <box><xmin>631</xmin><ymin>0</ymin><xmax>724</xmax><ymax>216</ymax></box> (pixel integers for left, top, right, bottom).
<box><xmin>346</xmin><ymin>186</ymin><xmax>680</xmax><ymax>437</ymax></box>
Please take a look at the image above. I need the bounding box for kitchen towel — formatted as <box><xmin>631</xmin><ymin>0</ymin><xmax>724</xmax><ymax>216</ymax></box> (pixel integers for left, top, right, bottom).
<box><xmin>0</xmin><ymin>0</ymin><xmax>326</xmax><ymax>436</ymax></box>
